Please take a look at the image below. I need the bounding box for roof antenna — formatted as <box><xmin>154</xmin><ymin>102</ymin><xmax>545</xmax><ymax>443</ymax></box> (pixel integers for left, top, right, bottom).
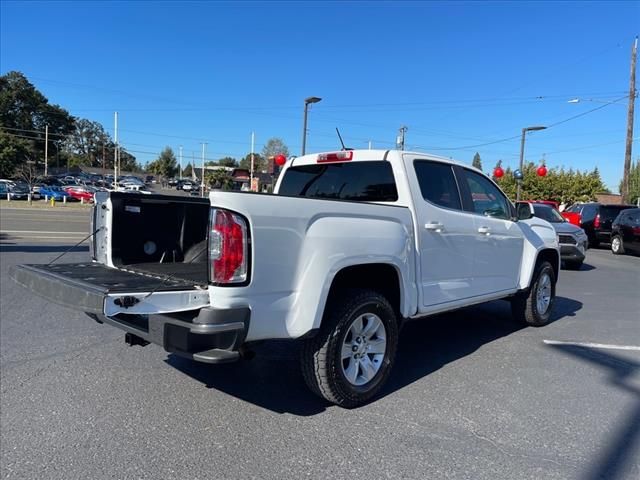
<box><xmin>336</xmin><ymin>128</ymin><xmax>352</xmax><ymax>151</ymax></box>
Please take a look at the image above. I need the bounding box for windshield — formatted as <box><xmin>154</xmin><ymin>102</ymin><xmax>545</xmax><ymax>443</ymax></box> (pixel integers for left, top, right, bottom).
<box><xmin>533</xmin><ymin>204</ymin><xmax>565</xmax><ymax>223</ymax></box>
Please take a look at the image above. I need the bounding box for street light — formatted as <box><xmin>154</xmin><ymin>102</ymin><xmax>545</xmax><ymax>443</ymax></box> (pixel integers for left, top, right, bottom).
<box><xmin>301</xmin><ymin>96</ymin><xmax>322</xmax><ymax>155</ymax></box>
<box><xmin>517</xmin><ymin>125</ymin><xmax>547</xmax><ymax>201</ymax></box>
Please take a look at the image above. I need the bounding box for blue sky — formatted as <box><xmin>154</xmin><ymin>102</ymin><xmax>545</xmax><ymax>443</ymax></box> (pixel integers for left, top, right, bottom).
<box><xmin>1</xmin><ymin>1</ymin><xmax>638</xmax><ymax>190</ymax></box>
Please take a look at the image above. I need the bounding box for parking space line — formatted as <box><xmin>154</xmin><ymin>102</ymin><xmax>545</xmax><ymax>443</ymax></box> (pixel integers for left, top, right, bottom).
<box><xmin>543</xmin><ymin>340</ymin><xmax>640</xmax><ymax>351</ymax></box>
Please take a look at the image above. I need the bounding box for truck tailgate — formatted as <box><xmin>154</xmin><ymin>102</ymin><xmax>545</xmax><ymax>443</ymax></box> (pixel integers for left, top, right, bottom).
<box><xmin>10</xmin><ymin>262</ymin><xmax>210</xmax><ymax>315</ymax></box>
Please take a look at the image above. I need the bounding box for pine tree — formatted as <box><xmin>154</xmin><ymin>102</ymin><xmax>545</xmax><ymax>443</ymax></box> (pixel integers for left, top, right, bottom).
<box><xmin>472</xmin><ymin>152</ymin><xmax>483</xmax><ymax>171</ymax></box>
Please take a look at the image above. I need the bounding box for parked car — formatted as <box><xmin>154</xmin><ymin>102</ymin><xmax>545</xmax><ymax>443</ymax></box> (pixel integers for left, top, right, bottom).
<box><xmin>38</xmin><ymin>185</ymin><xmax>71</xmax><ymax>201</ymax></box>
<box><xmin>562</xmin><ymin>202</ymin><xmax>635</xmax><ymax>247</ymax></box>
<box><xmin>524</xmin><ymin>202</ymin><xmax>588</xmax><ymax>269</ymax></box>
<box><xmin>611</xmin><ymin>208</ymin><xmax>640</xmax><ymax>256</ymax></box>
<box><xmin>64</xmin><ymin>185</ymin><xmax>96</xmax><ymax>202</ymax></box>
<box><xmin>0</xmin><ymin>182</ymin><xmax>29</xmax><ymax>200</ymax></box>
<box><xmin>12</xmin><ymin>149</ymin><xmax>561</xmax><ymax>407</ymax></box>
<box><xmin>13</xmin><ymin>182</ymin><xmax>40</xmax><ymax>200</ymax></box>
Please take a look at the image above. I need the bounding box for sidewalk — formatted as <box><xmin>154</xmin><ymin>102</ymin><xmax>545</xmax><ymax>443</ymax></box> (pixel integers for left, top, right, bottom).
<box><xmin>0</xmin><ymin>199</ymin><xmax>93</xmax><ymax>210</ymax></box>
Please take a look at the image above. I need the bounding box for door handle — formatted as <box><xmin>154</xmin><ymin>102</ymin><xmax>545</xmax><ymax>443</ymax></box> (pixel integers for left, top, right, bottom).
<box><xmin>425</xmin><ymin>222</ymin><xmax>444</xmax><ymax>232</ymax></box>
<box><xmin>478</xmin><ymin>226</ymin><xmax>491</xmax><ymax>235</ymax></box>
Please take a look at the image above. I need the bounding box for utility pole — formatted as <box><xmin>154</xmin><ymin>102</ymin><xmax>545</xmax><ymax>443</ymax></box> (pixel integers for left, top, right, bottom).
<box><xmin>623</xmin><ymin>36</ymin><xmax>637</xmax><ymax>203</ymax></box>
<box><xmin>397</xmin><ymin>126</ymin><xmax>407</xmax><ymax>150</ymax></box>
<box><xmin>179</xmin><ymin>145</ymin><xmax>183</xmax><ymax>180</ymax></box>
<box><xmin>250</xmin><ymin>131</ymin><xmax>255</xmax><ymax>191</ymax></box>
<box><xmin>201</xmin><ymin>142</ymin><xmax>207</xmax><ymax>197</ymax></box>
<box><xmin>114</xmin><ymin>112</ymin><xmax>119</xmax><ymax>187</ymax></box>
<box><xmin>44</xmin><ymin>125</ymin><xmax>49</xmax><ymax>176</ymax></box>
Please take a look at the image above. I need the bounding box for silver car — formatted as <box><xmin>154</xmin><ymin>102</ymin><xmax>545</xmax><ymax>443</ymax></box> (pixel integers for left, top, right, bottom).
<box><xmin>532</xmin><ymin>203</ymin><xmax>588</xmax><ymax>269</ymax></box>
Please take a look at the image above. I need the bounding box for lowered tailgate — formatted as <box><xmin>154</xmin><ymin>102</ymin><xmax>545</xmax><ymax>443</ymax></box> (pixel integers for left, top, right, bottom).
<box><xmin>10</xmin><ymin>262</ymin><xmax>210</xmax><ymax>316</ymax></box>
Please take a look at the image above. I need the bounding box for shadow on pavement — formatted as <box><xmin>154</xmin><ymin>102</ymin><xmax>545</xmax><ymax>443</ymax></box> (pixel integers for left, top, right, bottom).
<box><xmin>167</xmin><ymin>296</ymin><xmax>582</xmax><ymax>415</ymax></box>
<box><xmin>547</xmin><ymin>344</ymin><xmax>640</xmax><ymax>480</ymax></box>
<box><xmin>569</xmin><ymin>262</ymin><xmax>596</xmax><ymax>271</ymax></box>
<box><xmin>0</xmin><ymin>244</ymin><xmax>89</xmax><ymax>253</ymax></box>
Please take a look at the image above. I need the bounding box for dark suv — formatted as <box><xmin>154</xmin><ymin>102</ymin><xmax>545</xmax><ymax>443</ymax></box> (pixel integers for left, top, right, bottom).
<box><xmin>611</xmin><ymin>208</ymin><xmax>640</xmax><ymax>255</ymax></box>
<box><xmin>564</xmin><ymin>203</ymin><xmax>635</xmax><ymax>247</ymax></box>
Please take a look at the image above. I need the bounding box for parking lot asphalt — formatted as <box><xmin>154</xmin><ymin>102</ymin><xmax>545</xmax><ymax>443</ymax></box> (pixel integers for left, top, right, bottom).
<box><xmin>1</xmin><ymin>209</ymin><xmax>639</xmax><ymax>480</ymax></box>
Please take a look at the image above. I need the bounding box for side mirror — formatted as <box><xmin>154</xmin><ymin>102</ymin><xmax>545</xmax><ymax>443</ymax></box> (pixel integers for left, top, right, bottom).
<box><xmin>516</xmin><ymin>202</ymin><xmax>534</xmax><ymax>220</ymax></box>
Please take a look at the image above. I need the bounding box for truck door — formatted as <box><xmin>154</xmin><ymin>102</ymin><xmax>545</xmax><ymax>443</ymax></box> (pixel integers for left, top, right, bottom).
<box><xmin>404</xmin><ymin>156</ymin><xmax>477</xmax><ymax>309</ymax></box>
<box><xmin>456</xmin><ymin>168</ymin><xmax>524</xmax><ymax>296</ymax></box>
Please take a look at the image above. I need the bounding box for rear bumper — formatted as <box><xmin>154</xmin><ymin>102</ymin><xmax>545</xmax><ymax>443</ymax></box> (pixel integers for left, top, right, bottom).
<box><xmin>595</xmin><ymin>231</ymin><xmax>612</xmax><ymax>242</ymax></box>
<box><xmin>11</xmin><ymin>263</ymin><xmax>249</xmax><ymax>364</ymax></box>
<box><xmin>90</xmin><ymin>306</ymin><xmax>250</xmax><ymax>364</ymax></box>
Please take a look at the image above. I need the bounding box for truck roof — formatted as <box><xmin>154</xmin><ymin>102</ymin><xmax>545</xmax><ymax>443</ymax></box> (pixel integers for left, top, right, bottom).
<box><xmin>289</xmin><ymin>149</ymin><xmax>480</xmax><ymax>173</ymax></box>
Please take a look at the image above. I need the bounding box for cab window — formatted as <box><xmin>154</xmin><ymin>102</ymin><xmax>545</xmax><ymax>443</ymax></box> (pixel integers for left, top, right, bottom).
<box><xmin>462</xmin><ymin>169</ymin><xmax>511</xmax><ymax>220</ymax></box>
<box><xmin>413</xmin><ymin>160</ymin><xmax>462</xmax><ymax>210</ymax></box>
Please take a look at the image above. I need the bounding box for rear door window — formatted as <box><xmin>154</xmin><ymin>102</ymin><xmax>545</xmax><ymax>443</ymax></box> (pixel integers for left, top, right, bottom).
<box><xmin>581</xmin><ymin>205</ymin><xmax>597</xmax><ymax>221</ymax></box>
<box><xmin>413</xmin><ymin>160</ymin><xmax>462</xmax><ymax>210</ymax></box>
<box><xmin>601</xmin><ymin>206</ymin><xmax>633</xmax><ymax>222</ymax></box>
<box><xmin>278</xmin><ymin>161</ymin><xmax>398</xmax><ymax>202</ymax></box>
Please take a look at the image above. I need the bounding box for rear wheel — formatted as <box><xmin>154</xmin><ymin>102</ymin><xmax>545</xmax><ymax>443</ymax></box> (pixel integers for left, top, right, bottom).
<box><xmin>301</xmin><ymin>289</ymin><xmax>399</xmax><ymax>408</ymax></box>
<box><xmin>611</xmin><ymin>235</ymin><xmax>625</xmax><ymax>255</ymax></box>
<box><xmin>511</xmin><ymin>261</ymin><xmax>556</xmax><ymax>327</ymax></box>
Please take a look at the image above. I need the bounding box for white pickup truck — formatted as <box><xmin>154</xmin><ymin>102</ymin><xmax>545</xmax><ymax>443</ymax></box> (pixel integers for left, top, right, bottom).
<box><xmin>12</xmin><ymin>150</ymin><xmax>559</xmax><ymax>407</ymax></box>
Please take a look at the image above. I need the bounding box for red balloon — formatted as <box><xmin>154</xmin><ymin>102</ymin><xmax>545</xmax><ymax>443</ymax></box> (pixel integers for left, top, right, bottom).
<box><xmin>274</xmin><ymin>154</ymin><xmax>287</xmax><ymax>166</ymax></box>
<box><xmin>493</xmin><ymin>166</ymin><xmax>504</xmax><ymax>178</ymax></box>
<box><xmin>537</xmin><ymin>165</ymin><xmax>548</xmax><ymax>177</ymax></box>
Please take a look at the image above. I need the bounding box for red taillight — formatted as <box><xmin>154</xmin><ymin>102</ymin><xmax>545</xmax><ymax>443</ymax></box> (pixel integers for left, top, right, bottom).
<box><xmin>209</xmin><ymin>209</ymin><xmax>248</xmax><ymax>284</ymax></box>
<box><xmin>317</xmin><ymin>151</ymin><xmax>353</xmax><ymax>163</ymax></box>
<box><xmin>594</xmin><ymin>214</ymin><xmax>601</xmax><ymax>228</ymax></box>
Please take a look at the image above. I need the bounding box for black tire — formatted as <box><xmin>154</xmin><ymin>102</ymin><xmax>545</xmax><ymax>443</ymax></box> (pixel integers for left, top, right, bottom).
<box><xmin>611</xmin><ymin>235</ymin><xmax>625</xmax><ymax>255</ymax></box>
<box><xmin>301</xmin><ymin>289</ymin><xmax>399</xmax><ymax>408</ymax></box>
<box><xmin>564</xmin><ymin>260</ymin><xmax>583</xmax><ymax>270</ymax></box>
<box><xmin>511</xmin><ymin>261</ymin><xmax>556</xmax><ymax>327</ymax></box>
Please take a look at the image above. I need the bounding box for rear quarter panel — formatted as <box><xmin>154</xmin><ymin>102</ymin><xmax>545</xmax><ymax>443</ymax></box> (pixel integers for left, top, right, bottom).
<box><xmin>207</xmin><ymin>191</ymin><xmax>417</xmax><ymax>341</ymax></box>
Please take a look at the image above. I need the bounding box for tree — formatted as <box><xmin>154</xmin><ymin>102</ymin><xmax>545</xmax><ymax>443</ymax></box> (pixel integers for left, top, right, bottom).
<box><xmin>493</xmin><ymin>162</ymin><xmax>608</xmax><ymax>204</ymax></box>
<box><xmin>239</xmin><ymin>153</ymin><xmax>265</xmax><ymax>171</ymax></box>
<box><xmin>0</xmin><ymin>71</ymin><xmax>75</xmax><ymax>170</ymax></box>
<box><xmin>472</xmin><ymin>152</ymin><xmax>483</xmax><ymax>171</ymax></box>
<box><xmin>262</xmin><ymin>137</ymin><xmax>289</xmax><ymax>174</ymax></box>
<box><xmin>182</xmin><ymin>162</ymin><xmax>193</xmax><ymax>178</ymax></box>
<box><xmin>147</xmin><ymin>147</ymin><xmax>178</xmax><ymax>178</ymax></box>
<box><xmin>218</xmin><ymin>156</ymin><xmax>238</xmax><ymax>167</ymax></box>
<box><xmin>14</xmin><ymin>162</ymin><xmax>39</xmax><ymax>203</ymax></box>
<box><xmin>206</xmin><ymin>169</ymin><xmax>234</xmax><ymax>190</ymax></box>
<box><xmin>0</xmin><ymin>130</ymin><xmax>30</xmax><ymax>177</ymax></box>
<box><xmin>66</xmin><ymin>119</ymin><xmax>111</xmax><ymax>167</ymax></box>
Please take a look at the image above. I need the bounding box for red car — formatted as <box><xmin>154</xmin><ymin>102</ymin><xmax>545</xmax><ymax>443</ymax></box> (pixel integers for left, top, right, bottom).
<box><xmin>63</xmin><ymin>186</ymin><xmax>95</xmax><ymax>202</ymax></box>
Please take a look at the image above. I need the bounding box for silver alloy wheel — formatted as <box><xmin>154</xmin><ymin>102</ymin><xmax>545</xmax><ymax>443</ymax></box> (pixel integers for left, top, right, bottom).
<box><xmin>612</xmin><ymin>236</ymin><xmax>621</xmax><ymax>253</ymax></box>
<box><xmin>536</xmin><ymin>272</ymin><xmax>552</xmax><ymax>315</ymax></box>
<box><xmin>340</xmin><ymin>313</ymin><xmax>387</xmax><ymax>386</ymax></box>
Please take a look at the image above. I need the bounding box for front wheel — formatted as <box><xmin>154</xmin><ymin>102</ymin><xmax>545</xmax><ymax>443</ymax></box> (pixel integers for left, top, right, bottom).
<box><xmin>511</xmin><ymin>261</ymin><xmax>556</xmax><ymax>327</ymax></box>
<box><xmin>301</xmin><ymin>289</ymin><xmax>399</xmax><ymax>408</ymax></box>
<box><xmin>611</xmin><ymin>235</ymin><xmax>625</xmax><ymax>255</ymax></box>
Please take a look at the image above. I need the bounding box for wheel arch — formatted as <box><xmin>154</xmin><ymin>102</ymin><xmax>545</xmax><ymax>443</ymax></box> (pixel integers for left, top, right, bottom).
<box><xmin>323</xmin><ymin>263</ymin><xmax>403</xmax><ymax>324</ymax></box>
<box><xmin>525</xmin><ymin>248</ymin><xmax>560</xmax><ymax>289</ymax></box>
